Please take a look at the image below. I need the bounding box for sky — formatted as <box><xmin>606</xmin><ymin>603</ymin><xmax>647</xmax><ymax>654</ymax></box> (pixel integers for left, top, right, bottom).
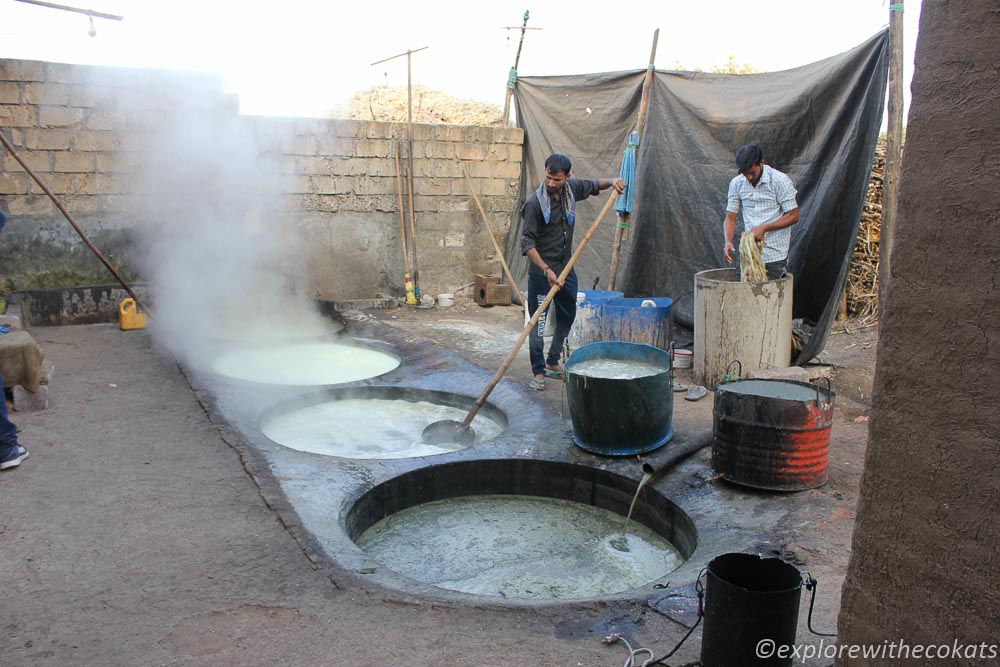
<box><xmin>0</xmin><ymin>0</ymin><xmax>921</xmax><ymax>119</ymax></box>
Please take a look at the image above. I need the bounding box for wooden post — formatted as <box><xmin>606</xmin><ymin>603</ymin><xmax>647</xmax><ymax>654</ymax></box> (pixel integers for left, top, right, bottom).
<box><xmin>371</xmin><ymin>47</ymin><xmax>428</xmax><ymax>297</ymax></box>
<box><xmin>405</xmin><ymin>50</ymin><xmax>421</xmax><ymax>298</ymax></box>
<box><xmin>609</xmin><ymin>29</ymin><xmax>659</xmax><ymax>291</ymax></box>
<box><xmin>880</xmin><ymin>2</ymin><xmax>905</xmax><ymax>312</ymax></box>
<box><xmin>501</xmin><ymin>10</ymin><xmax>531</xmax><ymax>127</ymax></box>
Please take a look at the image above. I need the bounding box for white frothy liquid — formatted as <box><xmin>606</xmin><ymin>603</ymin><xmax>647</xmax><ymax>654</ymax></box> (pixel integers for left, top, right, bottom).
<box><xmin>263</xmin><ymin>398</ymin><xmax>503</xmax><ymax>458</ymax></box>
<box><xmin>211</xmin><ymin>342</ymin><xmax>399</xmax><ymax>385</ymax></box>
<box><xmin>569</xmin><ymin>358</ymin><xmax>666</xmax><ymax>380</ymax></box>
<box><xmin>357</xmin><ymin>495</ymin><xmax>684</xmax><ymax>599</ymax></box>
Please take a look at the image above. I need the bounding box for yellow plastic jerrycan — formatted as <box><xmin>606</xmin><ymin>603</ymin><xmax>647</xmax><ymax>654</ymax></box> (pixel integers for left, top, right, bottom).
<box><xmin>118</xmin><ymin>298</ymin><xmax>148</xmax><ymax>331</ymax></box>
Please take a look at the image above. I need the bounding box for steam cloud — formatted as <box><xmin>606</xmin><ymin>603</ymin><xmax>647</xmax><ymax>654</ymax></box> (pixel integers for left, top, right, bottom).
<box><xmin>130</xmin><ymin>93</ymin><xmax>336</xmax><ymax>372</ymax></box>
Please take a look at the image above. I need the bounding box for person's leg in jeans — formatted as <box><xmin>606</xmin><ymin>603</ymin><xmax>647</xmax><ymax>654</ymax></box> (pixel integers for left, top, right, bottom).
<box><xmin>526</xmin><ymin>272</ymin><xmax>550</xmax><ymax>380</ymax></box>
<box><xmin>546</xmin><ymin>269</ymin><xmax>578</xmax><ymax>371</ymax></box>
<box><xmin>0</xmin><ymin>370</ymin><xmax>28</xmax><ymax>469</ymax></box>
<box><xmin>765</xmin><ymin>259</ymin><xmax>787</xmax><ymax>280</ymax></box>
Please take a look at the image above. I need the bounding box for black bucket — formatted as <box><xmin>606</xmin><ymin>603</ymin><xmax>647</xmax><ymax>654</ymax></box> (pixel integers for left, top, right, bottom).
<box><xmin>700</xmin><ymin>553</ymin><xmax>803</xmax><ymax>667</ymax></box>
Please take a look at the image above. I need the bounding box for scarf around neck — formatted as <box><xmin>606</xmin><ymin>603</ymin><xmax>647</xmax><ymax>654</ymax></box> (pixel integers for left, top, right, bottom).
<box><xmin>536</xmin><ymin>180</ymin><xmax>576</xmax><ymax>225</ymax></box>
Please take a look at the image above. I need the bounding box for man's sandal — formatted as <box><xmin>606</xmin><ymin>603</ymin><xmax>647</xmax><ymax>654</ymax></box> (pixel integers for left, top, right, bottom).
<box><xmin>544</xmin><ymin>365</ymin><xmax>566</xmax><ymax>380</ymax></box>
<box><xmin>530</xmin><ymin>375</ymin><xmax>545</xmax><ymax>391</ymax></box>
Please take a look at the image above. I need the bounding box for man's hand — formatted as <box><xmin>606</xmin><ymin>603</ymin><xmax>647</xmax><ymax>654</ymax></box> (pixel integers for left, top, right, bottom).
<box><xmin>546</xmin><ymin>268</ymin><xmax>564</xmax><ymax>289</ymax></box>
<box><xmin>612</xmin><ymin>178</ymin><xmax>626</xmax><ymax>194</ymax></box>
<box><xmin>724</xmin><ymin>241</ymin><xmax>736</xmax><ymax>264</ymax></box>
<box><xmin>752</xmin><ymin>225</ymin><xmax>767</xmax><ymax>242</ymax></box>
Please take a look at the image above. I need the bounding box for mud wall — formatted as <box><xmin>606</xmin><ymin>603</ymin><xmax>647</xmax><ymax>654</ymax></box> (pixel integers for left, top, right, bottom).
<box><xmin>0</xmin><ymin>59</ymin><xmax>522</xmax><ymax>301</ymax></box>
<box><xmin>837</xmin><ymin>2</ymin><xmax>1000</xmax><ymax>663</ymax></box>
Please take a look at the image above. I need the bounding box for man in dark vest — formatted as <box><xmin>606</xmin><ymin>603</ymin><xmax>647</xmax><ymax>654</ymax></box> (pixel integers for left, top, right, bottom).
<box><xmin>520</xmin><ymin>153</ymin><xmax>624</xmax><ymax>390</ymax></box>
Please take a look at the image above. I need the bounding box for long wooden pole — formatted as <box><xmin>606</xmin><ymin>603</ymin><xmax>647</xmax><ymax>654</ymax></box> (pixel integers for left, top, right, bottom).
<box><xmin>502</xmin><ymin>10</ymin><xmax>531</xmax><ymax>127</ymax></box>
<box><xmin>371</xmin><ymin>47</ymin><xmax>428</xmax><ymax>298</ymax></box>
<box><xmin>393</xmin><ymin>139</ymin><xmax>411</xmax><ymax>277</ymax></box>
<box><xmin>404</xmin><ymin>139</ymin><xmax>420</xmax><ymax>299</ymax></box>
<box><xmin>405</xmin><ymin>50</ymin><xmax>421</xmax><ymax>299</ymax></box>
<box><xmin>609</xmin><ymin>28</ymin><xmax>659</xmax><ymax>291</ymax></box>
<box><xmin>0</xmin><ymin>129</ymin><xmax>150</xmax><ymax>317</ymax></box>
<box><xmin>880</xmin><ymin>2</ymin><xmax>905</xmax><ymax>312</ymax></box>
<box><xmin>459</xmin><ymin>162</ymin><xmax>525</xmax><ymax>314</ymax></box>
<box><xmin>394</xmin><ymin>138</ymin><xmax>416</xmax><ymax>305</ymax></box>
<box><xmin>13</xmin><ymin>0</ymin><xmax>123</xmax><ymax>21</ymax></box>
<box><xmin>456</xmin><ymin>191</ymin><xmax>620</xmax><ymax>432</ymax></box>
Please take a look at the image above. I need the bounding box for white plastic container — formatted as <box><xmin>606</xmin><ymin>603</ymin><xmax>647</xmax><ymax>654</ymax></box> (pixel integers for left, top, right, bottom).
<box><xmin>672</xmin><ymin>348</ymin><xmax>693</xmax><ymax>369</ymax></box>
<box><xmin>437</xmin><ymin>293</ymin><xmax>455</xmax><ymax>307</ymax></box>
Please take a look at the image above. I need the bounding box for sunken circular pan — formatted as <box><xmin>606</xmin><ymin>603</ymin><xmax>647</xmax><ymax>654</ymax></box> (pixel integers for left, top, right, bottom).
<box><xmin>345</xmin><ymin>459</ymin><xmax>697</xmax><ymax>603</ymax></box>
<box><xmin>259</xmin><ymin>386</ymin><xmax>508</xmax><ymax>459</ymax></box>
<box><xmin>209</xmin><ymin>336</ymin><xmax>401</xmax><ymax>386</ymax></box>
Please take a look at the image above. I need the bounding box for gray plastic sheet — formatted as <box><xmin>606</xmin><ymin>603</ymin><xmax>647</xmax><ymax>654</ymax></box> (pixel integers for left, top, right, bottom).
<box><xmin>504</xmin><ymin>30</ymin><xmax>889</xmax><ymax>363</ymax></box>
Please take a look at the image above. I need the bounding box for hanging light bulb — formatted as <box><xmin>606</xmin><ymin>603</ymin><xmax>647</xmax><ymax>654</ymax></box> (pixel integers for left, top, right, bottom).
<box><xmin>88</xmin><ymin>14</ymin><xmax>97</xmax><ymax>38</ymax></box>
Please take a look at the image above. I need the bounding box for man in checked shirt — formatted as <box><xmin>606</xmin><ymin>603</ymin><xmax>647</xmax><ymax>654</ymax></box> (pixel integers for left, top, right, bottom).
<box><xmin>722</xmin><ymin>144</ymin><xmax>800</xmax><ymax>280</ymax></box>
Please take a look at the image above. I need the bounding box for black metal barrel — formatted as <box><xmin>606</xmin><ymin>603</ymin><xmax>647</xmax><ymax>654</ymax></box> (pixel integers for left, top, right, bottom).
<box><xmin>713</xmin><ymin>378</ymin><xmax>835</xmax><ymax>491</ymax></box>
<box><xmin>565</xmin><ymin>341</ymin><xmax>673</xmax><ymax>456</ymax></box>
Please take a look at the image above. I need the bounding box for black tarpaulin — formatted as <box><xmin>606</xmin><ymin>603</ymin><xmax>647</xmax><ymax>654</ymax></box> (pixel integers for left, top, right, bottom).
<box><xmin>503</xmin><ymin>30</ymin><xmax>889</xmax><ymax>363</ymax></box>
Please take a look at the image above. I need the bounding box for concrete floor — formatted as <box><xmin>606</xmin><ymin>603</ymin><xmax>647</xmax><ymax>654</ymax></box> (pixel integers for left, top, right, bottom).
<box><xmin>0</xmin><ymin>299</ymin><xmax>877</xmax><ymax>666</ymax></box>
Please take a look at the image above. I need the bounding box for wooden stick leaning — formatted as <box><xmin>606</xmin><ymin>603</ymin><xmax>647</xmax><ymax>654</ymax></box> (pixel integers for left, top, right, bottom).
<box><xmin>404</xmin><ymin>138</ymin><xmax>420</xmax><ymax>296</ymax></box>
<box><xmin>455</xmin><ymin>190</ymin><xmax>620</xmax><ymax>432</ymax></box>
<box><xmin>459</xmin><ymin>161</ymin><xmax>525</xmax><ymax>314</ymax></box>
<box><xmin>0</xmin><ymin>129</ymin><xmax>151</xmax><ymax>317</ymax></box>
<box><xmin>394</xmin><ymin>138</ymin><xmax>417</xmax><ymax>304</ymax></box>
<box><xmin>609</xmin><ymin>28</ymin><xmax>659</xmax><ymax>291</ymax></box>
<box><xmin>394</xmin><ymin>141</ymin><xmax>412</xmax><ymax>275</ymax></box>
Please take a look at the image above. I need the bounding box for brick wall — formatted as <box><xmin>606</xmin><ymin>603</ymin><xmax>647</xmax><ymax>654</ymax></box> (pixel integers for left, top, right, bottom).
<box><xmin>0</xmin><ymin>58</ymin><xmax>523</xmax><ymax>301</ymax></box>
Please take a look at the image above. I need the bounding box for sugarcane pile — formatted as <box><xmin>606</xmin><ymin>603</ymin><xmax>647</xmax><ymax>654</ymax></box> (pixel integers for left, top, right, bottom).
<box><xmin>846</xmin><ymin>138</ymin><xmax>885</xmax><ymax>325</ymax></box>
<box><xmin>332</xmin><ymin>85</ymin><xmax>503</xmax><ymax>126</ymax></box>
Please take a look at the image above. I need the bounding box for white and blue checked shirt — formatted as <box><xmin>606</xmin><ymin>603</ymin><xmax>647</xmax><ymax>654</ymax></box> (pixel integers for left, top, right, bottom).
<box><xmin>726</xmin><ymin>165</ymin><xmax>798</xmax><ymax>263</ymax></box>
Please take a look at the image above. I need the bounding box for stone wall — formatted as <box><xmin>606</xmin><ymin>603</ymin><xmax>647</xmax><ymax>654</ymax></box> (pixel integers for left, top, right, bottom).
<box><xmin>0</xmin><ymin>58</ymin><xmax>523</xmax><ymax>302</ymax></box>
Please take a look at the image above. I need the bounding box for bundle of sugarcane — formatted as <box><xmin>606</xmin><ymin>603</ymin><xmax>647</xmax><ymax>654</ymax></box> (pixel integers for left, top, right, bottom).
<box><xmin>740</xmin><ymin>232</ymin><xmax>767</xmax><ymax>283</ymax></box>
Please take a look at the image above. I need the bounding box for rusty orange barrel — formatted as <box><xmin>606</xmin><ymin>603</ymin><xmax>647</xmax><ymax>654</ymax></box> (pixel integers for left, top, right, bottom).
<box><xmin>712</xmin><ymin>378</ymin><xmax>834</xmax><ymax>491</ymax></box>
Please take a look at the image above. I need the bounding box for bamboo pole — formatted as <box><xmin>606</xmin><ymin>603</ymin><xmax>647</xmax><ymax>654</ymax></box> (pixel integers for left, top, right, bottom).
<box><xmin>608</xmin><ymin>28</ymin><xmax>659</xmax><ymax>291</ymax></box>
<box><xmin>13</xmin><ymin>0</ymin><xmax>123</xmax><ymax>21</ymax></box>
<box><xmin>454</xmin><ymin>190</ymin><xmax>620</xmax><ymax>432</ymax></box>
<box><xmin>405</xmin><ymin>52</ymin><xmax>422</xmax><ymax>298</ymax></box>
<box><xmin>371</xmin><ymin>47</ymin><xmax>428</xmax><ymax>298</ymax></box>
<box><xmin>501</xmin><ymin>10</ymin><xmax>532</xmax><ymax>127</ymax></box>
<box><xmin>0</xmin><ymin>129</ymin><xmax>150</xmax><ymax>317</ymax></box>
<box><xmin>403</xmin><ymin>140</ymin><xmax>420</xmax><ymax>299</ymax></box>
<box><xmin>394</xmin><ymin>138</ymin><xmax>417</xmax><ymax>305</ymax></box>
<box><xmin>459</xmin><ymin>161</ymin><xmax>525</xmax><ymax>313</ymax></box>
<box><xmin>880</xmin><ymin>2</ymin><xmax>905</xmax><ymax>310</ymax></box>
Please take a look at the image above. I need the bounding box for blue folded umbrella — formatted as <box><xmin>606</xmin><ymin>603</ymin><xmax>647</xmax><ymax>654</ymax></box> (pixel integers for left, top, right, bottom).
<box><xmin>614</xmin><ymin>131</ymin><xmax>640</xmax><ymax>217</ymax></box>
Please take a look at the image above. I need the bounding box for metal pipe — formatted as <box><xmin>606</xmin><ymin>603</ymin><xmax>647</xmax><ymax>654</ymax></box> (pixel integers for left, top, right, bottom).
<box><xmin>641</xmin><ymin>429</ymin><xmax>713</xmax><ymax>480</ymax></box>
<box><xmin>13</xmin><ymin>0</ymin><xmax>123</xmax><ymax>21</ymax></box>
